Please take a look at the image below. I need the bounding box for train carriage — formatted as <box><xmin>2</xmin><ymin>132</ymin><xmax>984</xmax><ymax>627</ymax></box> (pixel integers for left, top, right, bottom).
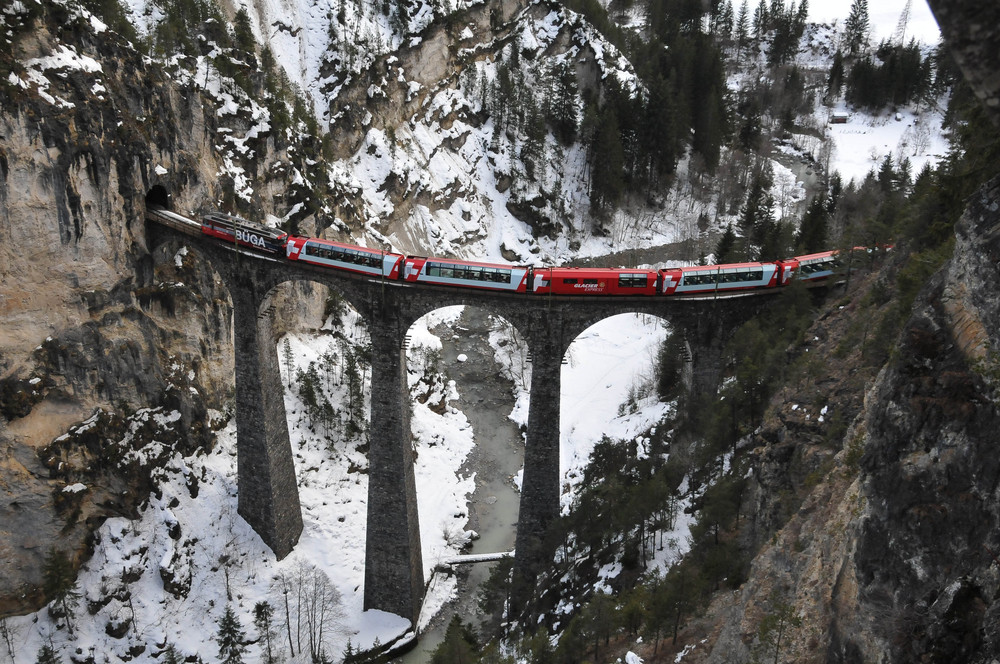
<box><xmin>286</xmin><ymin>236</ymin><xmax>404</xmax><ymax>279</ymax></box>
<box><xmin>659</xmin><ymin>262</ymin><xmax>788</xmax><ymax>295</ymax></box>
<box><xmin>402</xmin><ymin>256</ymin><xmax>529</xmax><ymax>292</ymax></box>
<box><xmin>793</xmin><ymin>251</ymin><xmax>840</xmax><ymax>283</ymax></box>
<box><xmin>531</xmin><ymin>267</ymin><xmax>659</xmax><ymax>296</ymax></box>
<box><xmin>201</xmin><ymin>213</ymin><xmax>289</xmax><ymax>254</ymax></box>
<box><xmin>181</xmin><ymin>208</ymin><xmax>868</xmax><ymax>300</ymax></box>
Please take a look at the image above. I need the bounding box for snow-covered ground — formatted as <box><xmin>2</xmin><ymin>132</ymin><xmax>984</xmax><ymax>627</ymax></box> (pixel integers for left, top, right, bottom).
<box><xmin>559</xmin><ymin>314</ymin><xmax>672</xmax><ymax>508</ymax></box>
<box><xmin>4</xmin><ymin>306</ymin><xmax>672</xmax><ymax>662</ymax></box>
<box><xmin>822</xmin><ymin>102</ymin><xmax>948</xmax><ymax>186</ymax></box>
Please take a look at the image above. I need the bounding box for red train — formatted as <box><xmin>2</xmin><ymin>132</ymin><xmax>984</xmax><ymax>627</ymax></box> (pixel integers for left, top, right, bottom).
<box><xmin>198</xmin><ymin>213</ymin><xmax>844</xmax><ymax>296</ymax></box>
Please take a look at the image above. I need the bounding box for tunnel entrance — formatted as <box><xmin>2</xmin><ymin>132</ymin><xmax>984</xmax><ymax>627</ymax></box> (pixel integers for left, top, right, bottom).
<box><xmin>146</xmin><ymin>185</ymin><xmax>170</xmax><ymax>210</ymax></box>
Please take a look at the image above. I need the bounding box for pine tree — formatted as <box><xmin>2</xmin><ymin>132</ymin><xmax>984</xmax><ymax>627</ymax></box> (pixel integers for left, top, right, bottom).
<box><xmin>430</xmin><ymin>616</ymin><xmax>478</xmax><ymax>664</ymax></box>
<box><xmin>232</xmin><ymin>6</ymin><xmax>257</xmax><ymax>65</ymax></box>
<box><xmin>714</xmin><ymin>0</ymin><xmax>734</xmax><ymax>38</ymax></box>
<box><xmin>827</xmin><ymin>50</ymin><xmax>845</xmax><ymax>99</ymax></box>
<box><xmin>588</xmin><ymin>106</ymin><xmax>625</xmax><ymax>216</ymax></box>
<box><xmin>521</xmin><ymin>98</ymin><xmax>547</xmax><ymax>179</ymax></box>
<box><xmin>796</xmin><ymin>195</ymin><xmax>829</xmax><ymax>253</ymax></box>
<box><xmin>35</xmin><ymin>645</ymin><xmax>62</xmax><ymax>664</ymax></box>
<box><xmin>793</xmin><ymin>0</ymin><xmax>808</xmax><ymax>37</ymax></box>
<box><xmin>739</xmin><ymin>163</ymin><xmax>776</xmax><ymax>259</ymax></box>
<box><xmin>216</xmin><ymin>605</ymin><xmax>248</xmax><ymax>664</ymax></box>
<box><xmin>282</xmin><ymin>338</ymin><xmax>294</xmax><ymax>389</ymax></box>
<box><xmin>768</xmin><ymin>0</ymin><xmax>783</xmax><ymax>28</ymax></box>
<box><xmin>715</xmin><ymin>224</ymin><xmax>738</xmax><ymax>263</ymax></box>
<box><xmin>549</xmin><ymin>61</ymin><xmax>579</xmax><ymax>145</ymax></box>
<box><xmin>751</xmin><ymin>1</ymin><xmax>768</xmax><ymax>41</ymax></box>
<box><xmin>254</xmin><ymin>601</ymin><xmax>277</xmax><ymax>664</ymax></box>
<box><xmin>768</xmin><ymin>7</ymin><xmax>797</xmax><ymax>66</ymax></box>
<box><xmin>844</xmin><ymin>0</ymin><xmax>869</xmax><ymax>55</ymax></box>
<box><xmin>42</xmin><ymin>548</ymin><xmax>80</xmax><ymax>636</ymax></box>
<box><xmin>691</xmin><ymin>44</ymin><xmax>727</xmax><ymax>173</ymax></box>
<box><xmin>753</xmin><ymin>594</ymin><xmax>803</xmax><ymax>664</ymax></box>
<box><xmin>877</xmin><ymin>155</ymin><xmax>895</xmax><ymax>193</ymax></box>
<box><xmin>643</xmin><ymin>74</ymin><xmax>681</xmax><ymax>179</ymax></box>
<box><xmin>734</xmin><ymin>0</ymin><xmax>750</xmax><ymax>54</ymax></box>
<box><xmin>161</xmin><ymin>644</ymin><xmax>183</xmax><ymax>664</ymax></box>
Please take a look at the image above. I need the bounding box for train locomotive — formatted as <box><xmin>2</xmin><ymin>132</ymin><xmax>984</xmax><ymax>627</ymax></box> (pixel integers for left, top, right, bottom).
<box><xmin>195</xmin><ymin>212</ymin><xmax>846</xmax><ymax>297</ymax></box>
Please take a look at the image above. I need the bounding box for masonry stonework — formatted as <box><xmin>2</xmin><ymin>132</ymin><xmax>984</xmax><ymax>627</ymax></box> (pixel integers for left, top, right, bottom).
<box><xmin>148</xmin><ymin>221</ymin><xmax>773</xmax><ymax>624</ymax></box>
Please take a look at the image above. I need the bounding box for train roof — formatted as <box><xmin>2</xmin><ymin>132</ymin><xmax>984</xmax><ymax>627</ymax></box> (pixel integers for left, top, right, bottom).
<box><xmin>544</xmin><ymin>266</ymin><xmax>656</xmax><ymax>274</ymax></box>
<box><xmin>793</xmin><ymin>251</ymin><xmax>839</xmax><ymax>262</ymax></box>
<box><xmin>416</xmin><ymin>256</ymin><xmax>525</xmax><ymax>270</ymax></box>
<box><xmin>203</xmin><ymin>213</ymin><xmax>287</xmax><ymax>239</ymax></box>
<box><xmin>669</xmin><ymin>262</ymin><xmax>772</xmax><ymax>273</ymax></box>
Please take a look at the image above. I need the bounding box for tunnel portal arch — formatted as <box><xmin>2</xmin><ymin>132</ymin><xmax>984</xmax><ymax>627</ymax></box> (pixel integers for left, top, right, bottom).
<box><xmin>145</xmin><ymin>184</ymin><xmax>170</xmax><ymax>210</ymax></box>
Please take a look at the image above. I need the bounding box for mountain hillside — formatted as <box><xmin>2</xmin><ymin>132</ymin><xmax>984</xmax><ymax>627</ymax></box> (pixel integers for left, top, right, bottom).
<box><xmin>5</xmin><ymin>0</ymin><xmax>999</xmax><ymax>662</ymax></box>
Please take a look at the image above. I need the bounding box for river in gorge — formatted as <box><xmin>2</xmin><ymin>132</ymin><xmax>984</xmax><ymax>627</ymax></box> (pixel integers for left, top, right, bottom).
<box><xmin>397</xmin><ymin>306</ymin><xmax>526</xmax><ymax>663</ymax></box>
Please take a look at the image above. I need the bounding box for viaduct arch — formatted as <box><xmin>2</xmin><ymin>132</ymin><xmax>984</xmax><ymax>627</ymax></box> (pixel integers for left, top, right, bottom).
<box><xmin>142</xmin><ymin>207</ymin><xmax>777</xmax><ymax>624</ymax></box>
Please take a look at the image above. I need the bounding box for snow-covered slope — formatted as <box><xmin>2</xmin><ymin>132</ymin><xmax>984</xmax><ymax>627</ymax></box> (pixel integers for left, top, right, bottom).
<box><xmin>3</xmin><ymin>305</ymin><xmax>672</xmax><ymax>662</ymax></box>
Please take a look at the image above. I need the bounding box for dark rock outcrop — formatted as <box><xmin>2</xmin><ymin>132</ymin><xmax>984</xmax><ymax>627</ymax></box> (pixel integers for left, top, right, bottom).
<box><xmin>0</xmin><ymin>6</ymin><xmax>307</xmax><ymax>615</ymax></box>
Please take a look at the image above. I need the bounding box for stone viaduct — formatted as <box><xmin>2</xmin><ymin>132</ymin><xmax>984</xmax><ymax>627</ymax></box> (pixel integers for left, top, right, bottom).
<box><xmin>144</xmin><ymin>210</ymin><xmax>778</xmax><ymax>625</ymax></box>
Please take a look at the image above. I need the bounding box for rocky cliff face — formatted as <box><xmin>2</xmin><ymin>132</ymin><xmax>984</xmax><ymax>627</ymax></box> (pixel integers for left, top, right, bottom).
<box><xmin>846</xmin><ymin>178</ymin><xmax>1000</xmax><ymax>661</ymax></box>
<box><xmin>694</xmin><ymin>183</ymin><xmax>1000</xmax><ymax>662</ymax></box>
<box><xmin>0</xmin><ymin>6</ymin><xmax>313</xmax><ymax>614</ymax></box>
<box><xmin>685</xmin><ymin>3</ymin><xmax>1000</xmax><ymax>660</ymax></box>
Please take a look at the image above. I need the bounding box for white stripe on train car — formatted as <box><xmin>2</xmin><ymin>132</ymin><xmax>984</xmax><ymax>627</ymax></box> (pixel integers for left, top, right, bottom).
<box><xmin>675</xmin><ymin>265</ymin><xmax>777</xmax><ymax>293</ymax></box>
<box><xmin>416</xmin><ymin>267</ymin><xmax>528</xmax><ymax>290</ymax></box>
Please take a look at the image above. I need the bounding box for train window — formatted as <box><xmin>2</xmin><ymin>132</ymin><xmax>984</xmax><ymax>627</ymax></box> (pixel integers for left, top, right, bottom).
<box><xmin>439</xmin><ymin>267</ymin><xmax>455</xmax><ymax>278</ymax></box>
<box><xmin>563</xmin><ymin>278</ymin><xmax>578</xmax><ymax>284</ymax></box>
<box><xmin>618</xmin><ymin>274</ymin><xmax>647</xmax><ymax>288</ymax></box>
<box><xmin>583</xmin><ymin>278</ymin><xmax>599</xmax><ymax>285</ymax></box>
<box><xmin>686</xmin><ymin>272</ymin><xmax>720</xmax><ymax>285</ymax></box>
<box><xmin>683</xmin><ymin>273</ymin><xmax>702</xmax><ymax>285</ymax></box>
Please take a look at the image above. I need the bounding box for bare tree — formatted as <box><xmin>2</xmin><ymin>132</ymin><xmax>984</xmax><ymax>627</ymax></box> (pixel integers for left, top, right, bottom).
<box><xmin>0</xmin><ymin>616</ymin><xmax>23</xmax><ymax>663</ymax></box>
<box><xmin>490</xmin><ymin>316</ymin><xmax>530</xmax><ymax>393</ymax></box>
<box><xmin>271</xmin><ymin>561</ymin><xmax>346</xmax><ymax>662</ymax></box>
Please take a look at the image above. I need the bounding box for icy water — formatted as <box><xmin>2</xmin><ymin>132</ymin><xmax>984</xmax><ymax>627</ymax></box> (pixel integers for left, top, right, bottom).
<box><xmin>397</xmin><ymin>307</ymin><xmax>525</xmax><ymax>663</ymax></box>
